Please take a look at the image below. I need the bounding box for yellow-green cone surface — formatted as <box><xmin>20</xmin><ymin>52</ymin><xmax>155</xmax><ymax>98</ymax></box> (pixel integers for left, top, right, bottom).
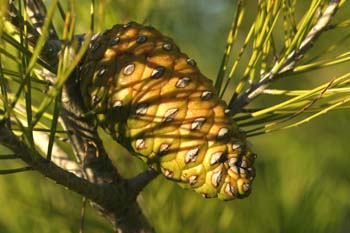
<box><xmin>79</xmin><ymin>22</ymin><xmax>256</xmax><ymax>200</ymax></box>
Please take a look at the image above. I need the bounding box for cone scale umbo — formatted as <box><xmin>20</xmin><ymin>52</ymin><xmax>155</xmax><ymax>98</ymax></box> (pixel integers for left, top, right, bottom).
<box><xmin>78</xmin><ymin>22</ymin><xmax>256</xmax><ymax>200</ymax></box>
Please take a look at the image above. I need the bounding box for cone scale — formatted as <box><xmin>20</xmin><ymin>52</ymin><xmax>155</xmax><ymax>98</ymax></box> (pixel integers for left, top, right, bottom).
<box><xmin>79</xmin><ymin>22</ymin><xmax>256</xmax><ymax>200</ymax></box>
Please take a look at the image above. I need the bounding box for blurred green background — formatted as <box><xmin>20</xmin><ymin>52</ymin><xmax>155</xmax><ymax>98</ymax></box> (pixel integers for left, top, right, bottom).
<box><xmin>0</xmin><ymin>0</ymin><xmax>349</xmax><ymax>232</ymax></box>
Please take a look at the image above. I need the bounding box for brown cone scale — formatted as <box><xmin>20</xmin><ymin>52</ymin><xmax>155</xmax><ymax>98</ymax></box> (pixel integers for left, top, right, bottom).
<box><xmin>79</xmin><ymin>22</ymin><xmax>256</xmax><ymax>200</ymax></box>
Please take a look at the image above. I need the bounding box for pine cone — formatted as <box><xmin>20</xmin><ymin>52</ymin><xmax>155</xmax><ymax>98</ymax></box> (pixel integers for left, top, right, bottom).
<box><xmin>79</xmin><ymin>22</ymin><xmax>256</xmax><ymax>200</ymax></box>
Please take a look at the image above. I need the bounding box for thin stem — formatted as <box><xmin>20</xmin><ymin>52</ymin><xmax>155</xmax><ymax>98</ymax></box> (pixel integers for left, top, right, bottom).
<box><xmin>0</xmin><ymin>166</ymin><xmax>33</xmax><ymax>175</ymax></box>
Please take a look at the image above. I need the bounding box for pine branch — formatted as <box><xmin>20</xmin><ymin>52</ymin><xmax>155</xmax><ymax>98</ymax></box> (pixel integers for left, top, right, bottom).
<box><xmin>24</xmin><ymin>0</ymin><xmax>59</xmax><ymax>39</ymax></box>
<box><xmin>1</xmin><ymin>1</ymin><xmax>158</xmax><ymax>231</ymax></box>
<box><xmin>33</xmin><ymin>129</ymin><xmax>85</xmax><ymax>178</ymax></box>
<box><xmin>6</xmin><ymin>0</ymin><xmax>61</xmax><ymax>70</ymax></box>
<box><xmin>0</xmin><ymin>119</ymin><xmax>155</xmax><ymax>233</ymax></box>
<box><xmin>228</xmin><ymin>0</ymin><xmax>340</xmax><ymax>114</ymax></box>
